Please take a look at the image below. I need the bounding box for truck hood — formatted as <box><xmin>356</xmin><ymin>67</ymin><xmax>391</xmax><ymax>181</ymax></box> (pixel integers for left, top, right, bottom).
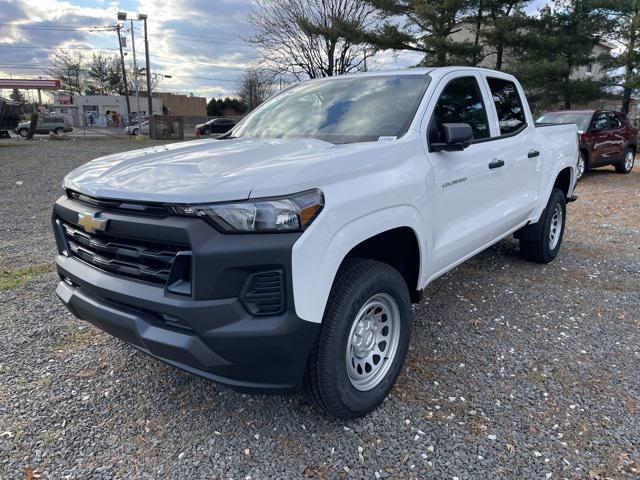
<box><xmin>64</xmin><ymin>138</ymin><xmax>338</xmax><ymax>203</ymax></box>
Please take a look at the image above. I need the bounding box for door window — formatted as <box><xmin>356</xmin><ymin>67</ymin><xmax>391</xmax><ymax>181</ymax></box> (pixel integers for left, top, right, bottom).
<box><xmin>591</xmin><ymin>113</ymin><xmax>608</xmax><ymax>132</ymax></box>
<box><xmin>432</xmin><ymin>76</ymin><xmax>490</xmax><ymax>140</ymax></box>
<box><xmin>487</xmin><ymin>77</ymin><xmax>526</xmax><ymax>135</ymax></box>
<box><xmin>607</xmin><ymin>113</ymin><xmax>622</xmax><ymax>130</ymax></box>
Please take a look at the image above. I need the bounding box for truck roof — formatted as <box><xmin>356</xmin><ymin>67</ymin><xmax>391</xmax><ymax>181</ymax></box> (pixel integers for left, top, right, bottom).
<box><xmin>308</xmin><ymin>66</ymin><xmax>516</xmax><ymax>81</ymax></box>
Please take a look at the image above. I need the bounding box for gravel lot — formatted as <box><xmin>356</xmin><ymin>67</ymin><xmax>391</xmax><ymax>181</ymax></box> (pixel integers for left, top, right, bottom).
<box><xmin>1</xmin><ymin>138</ymin><xmax>639</xmax><ymax>479</ymax></box>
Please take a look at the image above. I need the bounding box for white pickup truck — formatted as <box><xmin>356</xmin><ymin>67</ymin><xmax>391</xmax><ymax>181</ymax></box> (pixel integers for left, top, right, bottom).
<box><xmin>53</xmin><ymin>67</ymin><xmax>578</xmax><ymax>418</ymax></box>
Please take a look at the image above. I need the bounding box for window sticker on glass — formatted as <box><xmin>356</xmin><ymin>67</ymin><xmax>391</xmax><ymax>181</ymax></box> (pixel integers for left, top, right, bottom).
<box><xmin>378</xmin><ymin>136</ymin><xmax>398</xmax><ymax>142</ymax></box>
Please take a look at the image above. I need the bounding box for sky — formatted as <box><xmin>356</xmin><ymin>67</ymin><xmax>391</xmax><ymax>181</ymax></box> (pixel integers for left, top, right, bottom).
<box><xmin>0</xmin><ymin>0</ymin><xmax>547</xmax><ymax>101</ymax></box>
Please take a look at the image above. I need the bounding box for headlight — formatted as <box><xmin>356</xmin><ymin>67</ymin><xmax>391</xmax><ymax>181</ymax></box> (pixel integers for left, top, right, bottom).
<box><xmin>170</xmin><ymin>189</ymin><xmax>324</xmax><ymax>233</ymax></box>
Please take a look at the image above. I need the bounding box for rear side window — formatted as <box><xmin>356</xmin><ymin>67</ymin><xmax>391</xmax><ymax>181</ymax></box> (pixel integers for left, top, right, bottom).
<box><xmin>487</xmin><ymin>77</ymin><xmax>526</xmax><ymax>135</ymax></box>
<box><xmin>433</xmin><ymin>76</ymin><xmax>490</xmax><ymax>140</ymax></box>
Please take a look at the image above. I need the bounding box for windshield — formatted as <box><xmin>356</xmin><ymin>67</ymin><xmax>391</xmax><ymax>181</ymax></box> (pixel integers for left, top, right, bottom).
<box><xmin>232</xmin><ymin>75</ymin><xmax>430</xmax><ymax>144</ymax></box>
<box><xmin>537</xmin><ymin>112</ymin><xmax>592</xmax><ymax>131</ymax></box>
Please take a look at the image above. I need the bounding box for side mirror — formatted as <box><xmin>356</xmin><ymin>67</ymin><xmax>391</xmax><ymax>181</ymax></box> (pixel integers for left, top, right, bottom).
<box><xmin>430</xmin><ymin>123</ymin><xmax>474</xmax><ymax>152</ymax></box>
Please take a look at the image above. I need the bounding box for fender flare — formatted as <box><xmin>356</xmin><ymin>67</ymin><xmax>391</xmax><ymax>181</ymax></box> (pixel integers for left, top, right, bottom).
<box><xmin>530</xmin><ymin>163</ymin><xmax>575</xmax><ymax>224</ymax></box>
<box><xmin>291</xmin><ymin>205</ymin><xmax>427</xmax><ymax>324</ymax></box>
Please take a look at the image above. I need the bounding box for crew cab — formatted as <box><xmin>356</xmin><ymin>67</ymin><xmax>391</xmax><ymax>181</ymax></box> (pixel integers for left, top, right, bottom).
<box><xmin>537</xmin><ymin>109</ymin><xmax>637</xmax><ymax>180</ymax></box>
<box><xmin>53</xmin><ymin>67</ymin><xmax>578</xmax><ymax>418</ymax></box>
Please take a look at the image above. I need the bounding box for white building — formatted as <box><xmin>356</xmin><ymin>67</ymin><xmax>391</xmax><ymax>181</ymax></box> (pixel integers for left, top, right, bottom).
<box><xmin>53</xmin><ymin>94</ymin><xmax>163</xmax><ymax>126</ymax></box>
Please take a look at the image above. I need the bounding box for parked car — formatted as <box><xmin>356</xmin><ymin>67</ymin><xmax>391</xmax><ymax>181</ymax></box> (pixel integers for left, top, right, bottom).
<box><xmin>537</xmin><ymin>110</ymin><xmax>637</xmax><ymax>180</ymax></box>
<box><xmin>124</xmin><ymin>121</ymin><xmax>149</xmax><ymax>136</ymax></box>
<box><xmin>195</xmin><ymin>118</ymin><xmax>236</xmax><ymax>137</ymax></box>
<box><xmin>53</xmin><ymin>67</ymin><xmax>578</xmax><ymax>418</ymax></box>
<box><xmin>15</xmin><ymin>116</ymin><xmax>73</xmax><ymax>136</ymax></box>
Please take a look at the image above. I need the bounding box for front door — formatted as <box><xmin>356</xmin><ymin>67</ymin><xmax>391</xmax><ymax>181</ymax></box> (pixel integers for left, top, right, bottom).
<box><xmin>422</xmin><ymin>72</ymin><xmax>512</xmax><ymax>273</ymax></box>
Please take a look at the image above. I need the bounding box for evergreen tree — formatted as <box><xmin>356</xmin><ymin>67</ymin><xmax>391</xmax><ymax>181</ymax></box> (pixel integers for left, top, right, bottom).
<box><xmin>474</xmin><ymin>0</ymin><xmax>531</xmax><ymax>70</ymax></box>
<box><xmin>507</xmin><ymin>1</ymin><xmax>609</xmax><ymax>110</ymax></box>
<box><xmin>206</xmin><ymin>97</ymin><xmax>247</xmax><ymax>116</ymax></box>
<box><xmin>9</xmin><ymin>88</ymin><xmax>26</xmax><ymax>103</ymax></box>
<box><xmin>337</xmin><ymin>0</ymin><xmax>481</xmax><ymax>66</ymax></box>
<box><xmin>600</xmin><ymin>0</ymin><xmax>640</xmax><ymax>113</ymax></box>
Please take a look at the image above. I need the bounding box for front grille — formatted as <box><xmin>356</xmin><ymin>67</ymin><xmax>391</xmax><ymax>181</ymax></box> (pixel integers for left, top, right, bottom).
<box><xmin>67</xmin><ymin>190</ymin><xmax>170</xmax><ymax>216</ymax></box>
<box><xmin>240</xmin><ymin>270</ymin><xmax>285</xmax><ymax>316</ymax></box>
<box><xmin>60</xmin><ymin>221</ymin><xmax>189</xmax><ymax>286</ymax></box>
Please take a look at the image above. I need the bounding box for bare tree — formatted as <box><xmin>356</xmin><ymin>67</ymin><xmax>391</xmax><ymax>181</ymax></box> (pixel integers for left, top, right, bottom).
<box><xmin>246</xmin><ymin>0</ymin><xmax>376</xmax><ymax>80</ymax></box>
<box><xmin>237</xmin><ymin>68</ymin><xmax>275</xmax><ymax>111</ymax></box>
<box><xmin>45</xmin><ymin>50</ymin><xmax>86</xmax><ymax>95</ymax></box>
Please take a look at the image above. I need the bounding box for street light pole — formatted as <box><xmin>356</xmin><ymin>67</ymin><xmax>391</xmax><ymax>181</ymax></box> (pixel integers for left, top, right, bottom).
<box><xmin>130</xmin><ymin>19</ymin><xmax>142</xmax><ymax>136</ymax></box>
<box><xmin>139</xmin><ymin>14</ymin><xmax>153</xmax><ymax>137</ymax></box>
<box><xmin>116</xmin><ymin>24</ymin><xmax>131</xmax><ymax>116</ymax></box>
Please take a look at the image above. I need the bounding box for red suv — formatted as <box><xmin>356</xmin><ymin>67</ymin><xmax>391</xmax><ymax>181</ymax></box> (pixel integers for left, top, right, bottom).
<box><xmin>537</xmin><ymin>110</ymin><xmax>637</xmax><ymax>180</ymax></box>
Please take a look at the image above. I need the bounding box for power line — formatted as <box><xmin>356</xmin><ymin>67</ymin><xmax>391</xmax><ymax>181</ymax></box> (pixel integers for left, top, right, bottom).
<box><xmin>0</xmin><ymin>45</ymin><xmax>119</xmax><ymax>51</ymax></box>
<box><xmin>0</xmin><ymin>23</ymin><xmax>114</xmax><ymax>32</ymax></box>
<box><xmin>0</xmin><ymin>44</ymin><xmax>248</xmax><ymax>71</ymax></box>
<box><xmin>0</xmin><ymin>64</ymin><xmax>240</xmax><ymax>82</ymax></box>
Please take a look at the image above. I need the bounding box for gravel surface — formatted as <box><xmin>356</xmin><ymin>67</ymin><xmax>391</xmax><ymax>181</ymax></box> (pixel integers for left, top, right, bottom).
<box><xmin>1</xmin><ymin>138</ymin><xmax>639</xmax><ymax>479</ymax></box>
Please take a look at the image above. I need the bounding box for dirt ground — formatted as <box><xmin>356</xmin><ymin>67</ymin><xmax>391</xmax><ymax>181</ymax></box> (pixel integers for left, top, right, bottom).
<box><xmin>0</xmin><ymin>138</ymin><xmax>639</xmax><ymax>479</ymax></box>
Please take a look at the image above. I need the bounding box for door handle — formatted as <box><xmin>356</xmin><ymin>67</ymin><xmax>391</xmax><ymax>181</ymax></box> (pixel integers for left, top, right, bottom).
<box><xmin>488</xmin><ymin>159</ymin><xmax>505</xmax><ymax>169</ymax></box>
<box><xmin>528</xmin><ymin>150</ymin><xmax>540</xmax><ymax>158</ymax></box>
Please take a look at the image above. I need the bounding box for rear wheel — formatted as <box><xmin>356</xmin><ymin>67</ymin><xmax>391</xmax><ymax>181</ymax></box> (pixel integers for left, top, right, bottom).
<box><xmin>17</xmin><ymin>128</ymin><xmax>28</xmax><ymax>137</ymax></box>
<box><xmin>615</xmin><ymin>148</ymin><xmax>635</xmax><ymax>174</ymax></box>
<box><xmin>519</xmin><ymin>188</ymin><xmax>567</xmax><ymax>264</ymax></box>
<box><xmin>303</xmin><ymin>258</ymin><xmax>412</xmax><ymax>419</ymax></box>
<box><xmin>132</xmin><ymin>128</ymin><xmax>139</xmax><ymax>136</ymax></box>
<box><xmin>54</xmin><ymin>127</ymin><xmax>64</xmax><ymax>135</ymax></box>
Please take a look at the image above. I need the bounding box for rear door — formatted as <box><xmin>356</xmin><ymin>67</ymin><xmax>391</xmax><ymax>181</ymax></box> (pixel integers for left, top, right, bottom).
<box><xmin>606</xmin><ymin>112</ymin><xmax>625</xmax><ymax>160</ymax></box>
<box><xmin>483</xmin><ymin>75</ymin><xmax>541</xmax><ymax>221</ymax></box>
<box><xmin>588</xmin><ymin>112</ymin><xmax>612</xmax><ymax>165</ymax></box>
<box><xmin>422</xmin><ymin>71</ymin><xmax>511</xmax><ymax>272</ymax></box>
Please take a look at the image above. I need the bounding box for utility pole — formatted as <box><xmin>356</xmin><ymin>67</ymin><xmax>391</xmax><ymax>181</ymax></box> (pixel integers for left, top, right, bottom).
<box><xmin>130</xmin><ymin>19</ymin><xmax>142</xmax><ymax>135</ymax></box>
<box><xmin>116</xmin><ymin>24</ymin><xmax>131</xmax><ymax>116</ymax></box>
<box><xmin>140</xmin><ymin>14</ymin><xmax>153</xmax><ymax>137</ymax></box>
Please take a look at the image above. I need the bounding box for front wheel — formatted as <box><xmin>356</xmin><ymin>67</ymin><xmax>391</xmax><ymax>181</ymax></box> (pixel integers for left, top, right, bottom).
<box><xmin>519</xmin><ymin>188</ymin><xmax>567</xmax><ymax>264</ymax></box>
<box><xmin>17</xmin><ymin>128</ymin><xmax>28</xmax><ymax>137</ymax></box>
<box><xmin>615</xmin><ymin>148</ymin><xmax>635</xmax><ymax>174</ymax></box>
<box><xmin>576</xmin><ymin>152</ymin><xmax>587</xmax><ymax>181</ymax></box>
<box><xmin>303</xmin><ymin>258</ymin><xmax>412</xmax><ymax>419</ymax></box>
<box><xmin>132</xmin><ymin>128</ymin><xmax>139</xmax><ymax>136</ymax></box>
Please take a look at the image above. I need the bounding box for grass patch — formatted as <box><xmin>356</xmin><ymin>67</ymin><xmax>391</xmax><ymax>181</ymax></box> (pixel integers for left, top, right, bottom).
<box><xmin>0</xmin><ymin>264</ymin><xmax>54</xmax><ymax>291</ymax></box>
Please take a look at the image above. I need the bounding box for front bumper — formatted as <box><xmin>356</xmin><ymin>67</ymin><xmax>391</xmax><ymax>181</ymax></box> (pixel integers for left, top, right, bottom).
<box><xmin>52</xmin><ymin>195</ymin><xmax>319</xmax><ymax>393</ymax></box>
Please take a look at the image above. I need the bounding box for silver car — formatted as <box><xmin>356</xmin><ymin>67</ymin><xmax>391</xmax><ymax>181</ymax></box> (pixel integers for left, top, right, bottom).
<box><xmin>124</xmin><ymin>120</ymin><xmax>150</xmax><ymax>136</ymax></box>
<box><xmin>15</xmin><ymin>116</ymin><xmax>73</xmax><ymax>136</ymax></box>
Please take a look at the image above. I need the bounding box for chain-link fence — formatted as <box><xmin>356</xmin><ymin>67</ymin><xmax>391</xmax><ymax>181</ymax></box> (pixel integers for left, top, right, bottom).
<box><xmin>3</xmin><ymin>112</ymin><xmax>244</xmax><ymax>140</ymax></box>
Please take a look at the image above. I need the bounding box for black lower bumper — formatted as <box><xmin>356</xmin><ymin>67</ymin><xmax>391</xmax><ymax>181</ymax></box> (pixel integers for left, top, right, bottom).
<box><xmin>52</xmin><ymin>196</ymin><xmax>319</xmax><ymax>393</ymax></box>
<box><xmin>55</xmin><ymin>257</ymin><xmax>318</xmax><ymax>393</ymax></box>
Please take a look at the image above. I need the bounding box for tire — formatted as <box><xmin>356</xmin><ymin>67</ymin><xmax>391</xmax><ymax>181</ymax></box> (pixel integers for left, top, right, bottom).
<box><xmin>615</xmin><ymin>148</ymin><xmax>635</xmax><ymax>174</ymax></box>
<box><xmin>17</xmin><ymin>128</ymin><xmax>28</xmax><ymax>137</ymax></box>
<box><xmin>132</xmin><ymin>129</ymin><xmax>139</xmax><ymax>136</ymax></box>
<box><xmin>303</xmin><ymin>258</ymin><xmax>412</xmax><ymax>419</ymax></box>
<box><xmin>519</xmin><ymin>188</ymin><xmax>567</xmax><ymax>264</ymax></box>
<box><xmin>54</xmin><ymin>127</ymin><xmax>64</xmax><ymax>135</ymax></box>
<box><xmin>576</xmin><ymin>151</ymin><xmax>587</xmax><ymax>181</ymax></box>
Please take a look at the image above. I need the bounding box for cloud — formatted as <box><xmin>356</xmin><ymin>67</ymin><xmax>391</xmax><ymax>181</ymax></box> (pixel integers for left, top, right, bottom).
<box><xmin>0</xmin><ymin>0</ymin><xmax>427</xmax><ymax>100</ymax></box>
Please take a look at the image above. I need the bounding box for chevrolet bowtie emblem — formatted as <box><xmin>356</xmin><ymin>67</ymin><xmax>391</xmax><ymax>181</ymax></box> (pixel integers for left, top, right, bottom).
<box><xmin>77</xmin><ymin>212</ymin><xmax>108</xmax><ymax>234</ymax></box>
